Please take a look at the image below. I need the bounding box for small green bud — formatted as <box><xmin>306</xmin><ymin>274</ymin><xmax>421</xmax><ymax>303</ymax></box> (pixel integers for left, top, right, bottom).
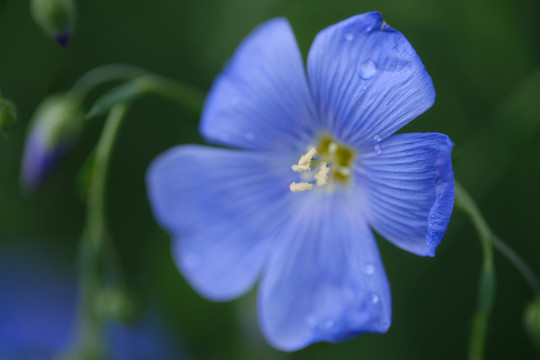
<box><xmin>524</xmin><ymin>297</ymin><xmax>540</xmax><ymax>350</ymax></box>
<box><xmin>30</xmin><ymin>0</ymin><xmax>75</xmax><ymax>47</ymax></box>
<box><xmin>21</xmin><ymin>93</ymin><xmax>84</xmax><ymax>191</ymax></box>
<box><xmin>0</xmin><ymin>95</ymin><xmax>16</xmax><ymax>139</ymax></box>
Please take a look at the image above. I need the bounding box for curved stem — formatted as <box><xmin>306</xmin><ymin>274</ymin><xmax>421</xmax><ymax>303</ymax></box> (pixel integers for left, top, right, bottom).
<box><xmin>86</xmin><ymin>74</ymin><xmax>206</xmax><ymax>119</ymax></box>
<box><xmin>456</xmin><ymin>181</ymin><xmax>540</xmax><ymax>359</ymax></box>
<box><xmin>492</xmin><ymin>236</ymin><xmax>540</xmax><ymax>294</ymax></box>
<box><xmin>455</xmin><ymin>181</ymin><xmax>496</xmax><ymax>360</ymax></box>
<box><xmin>70</xmin><ymin>64</ymin><xmax>147</xmax><ymax>96</ymax></box>
<box><xmin>65</xmin><ymin>105</ymin><xmax>128</xmax><ymax>359</ymax></box>
<box><xmin>85</xmin><ymin>105</ymin><xmax>127</xmax><ymax>245</ymax></box>
<box><xmin>136</xmin><ymin>74</ymin><xmax>206</xmax><ymax>115</ymax></box>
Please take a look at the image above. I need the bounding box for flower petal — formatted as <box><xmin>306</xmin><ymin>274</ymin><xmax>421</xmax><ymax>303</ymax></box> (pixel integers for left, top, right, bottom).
<box><xmin>258</xmin><ymin>192</ymin><xmax>391</xmax><ymax>351</ymax></box>
<box><xmin>146</xmin><ymin>145</ymin><xmax>297</xmax><ymax>301</ymax></box>
<box><xmin>307</xmin><ymin>12</ymin><xmax>436</xmax><ymax>147</ymax></box>
<box><xmin>357</xmin><ymin>133</ymin><xmax>454</xmax><ymax>256</ymax></box>
<box><xmin>201</xmin><ymin>18</ymin><xmax>317</xmax><ymax>152</ymax></box>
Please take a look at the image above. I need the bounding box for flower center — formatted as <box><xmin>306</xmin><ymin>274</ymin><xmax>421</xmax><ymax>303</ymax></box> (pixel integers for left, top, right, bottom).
<box><xmin>289</xmin><ymin>134</ymin><xmax>355</xmax><ymax>192</ymax></box>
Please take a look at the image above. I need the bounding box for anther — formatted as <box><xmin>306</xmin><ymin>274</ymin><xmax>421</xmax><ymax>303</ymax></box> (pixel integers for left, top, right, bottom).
<box><xmin>292</xmin><ymin>147</ymin><xmax>317</xmax><ymax>172</ymax></box>
<box><xmin>289</xmin><ymin>182</ymin><xmax>313</xmax><ymax>192</ymax></box>
<box><xmin>315</xmin><ymin>162</ymin><xmax>329</xmax><ymax>186</ymax></box>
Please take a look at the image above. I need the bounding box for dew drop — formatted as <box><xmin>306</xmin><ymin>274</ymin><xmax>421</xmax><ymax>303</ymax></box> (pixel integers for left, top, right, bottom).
<box><xmin>359</xmin><ymin>60</ymin><xmax>377</xmax><ymax>79</ymax></box>
<box><xmin>372</xmin><ymin>134</ymin><xmax>381</xmax><ymax>142</ymax></box>
<box><xmin>374</xmin><ymin>143</ymin><xmax>383</xmax><ymax>155</ymax></box>
<box><xmin>364</xmin><ymin>263</ymin><xmax>375</xmax><ymax>275</ymax></box>
<box><xmin>344</xmin><ymin>32</ymin><xmax>354</xmax><ymax>41</ymax></box>
<box><xmin>369</xmin><ymin>293</ymin><xmax>380</xmax><ymax>304</ymax></box>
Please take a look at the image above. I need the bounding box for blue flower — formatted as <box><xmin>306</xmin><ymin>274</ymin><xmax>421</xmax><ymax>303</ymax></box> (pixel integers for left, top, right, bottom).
<box><xmin>147</xmin><ymin>12</ymin><xmax>454</xmax><ymax>351</ymax></box>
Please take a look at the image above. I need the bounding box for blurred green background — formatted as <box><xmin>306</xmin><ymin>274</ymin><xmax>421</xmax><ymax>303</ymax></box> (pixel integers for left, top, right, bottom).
<box><xmin>1</xmin><ymin>0</ymin><xmax>539</xmax><ymax>359</ymax></box>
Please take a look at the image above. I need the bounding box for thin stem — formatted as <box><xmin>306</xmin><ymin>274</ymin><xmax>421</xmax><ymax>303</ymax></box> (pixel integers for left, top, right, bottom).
<box><xmin>70</xmin><ymin>64</ymin><xmax>147</xmax><ymax>96</ymax></box>
<box><xmin>456</xmin><ymin>181</ymin><xmax>540</xmax><ymax>359</ymax></box>
<box><xmin>136</xmin><ymin>74</ymin><xmax>206</xmax><ymax>115</ymax></box>
<box><xmin>86</xmin><ymin>105</ymin><xmax>127</xmax><ymax>246</ymax></box>
<box><xmin>65</xmin><ymin>105</ymin><xmax>128</xmax><ymax>359</ymax></box>
<box><xmin>455</xmin><ymin>181</ymin><xmax>496</xmax><ymax>360</ymax></box>
<box><xmin>492</xmin><ymin>236</ymin><xmax>540</xmax><ymax>294</ymax></box>
<box><xmin>86</xmin><ymin>74</ymin><xmax>206</xmax><ymax>119</ymax></box>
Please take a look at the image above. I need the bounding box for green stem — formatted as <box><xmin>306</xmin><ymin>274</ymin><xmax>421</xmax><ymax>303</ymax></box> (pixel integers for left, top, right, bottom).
<box><xmin>492</xmin><ymin>236</ymin><xmax>540</xmax><ymax>294</ymax></box>
<box><xmin>70</xmin><ymin>64</ymin><xmax>147</xmax><ymax>96</ymax></box>
<box><xmin>136</xmin><ymin>74</ymin><xmax>206</xmax><ymax>115</ymax></box>
<box><xmin>86</xmin><ymin>74</ymin><xmax>206</xmax><ymax>119</ymax></box>
<box><xmin>455</xmin><ymin>181</ymin><xmax>496</xmax><ymax>360</ymax></box>
<box><xmin>456</xmin><ymin>181</ymin><xmax>540</xmax><ymax>359</ymax></box>
<box><xmin>65</xmin><ymin>105</ymin><xmax>128</xmax><ymax>359</ymax></box>
<box><xmin>86</xmin><ymin>105</ymin><xmax>127</xmax><ymax>246</ymax></box>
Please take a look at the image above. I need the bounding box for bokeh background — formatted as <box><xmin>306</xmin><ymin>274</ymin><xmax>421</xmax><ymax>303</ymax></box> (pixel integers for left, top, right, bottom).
<box><xmin>1</xmin><ymin>0</ymin><xmax>539</xmax><ymax>359</ymax></box>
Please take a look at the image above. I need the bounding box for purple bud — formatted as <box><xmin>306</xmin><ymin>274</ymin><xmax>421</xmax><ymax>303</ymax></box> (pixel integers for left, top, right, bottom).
<box><xmin>21</xmin><ymin>94</ymin><xmax>83</xmax><ymax>192</ymax></box>
<box><xmin>53</xmin><ymin>31</ymin><xmax>71</xmax><ymax>47</ymax></box>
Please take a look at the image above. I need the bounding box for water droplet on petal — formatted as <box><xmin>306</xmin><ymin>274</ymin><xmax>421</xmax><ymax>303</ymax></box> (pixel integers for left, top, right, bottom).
<box><xmin>344</xmin><ymin>32</ymin><xmax>354</xmax><ymax>41</ymax></box>
<box><xmin>372</xmin><ymin>134</ymin><xmax>381</xmax><ymax>142</ymax></box>
<box><xmin>364</xmin><ymin>263</ymin><xmax>375</xmax><ymax>275</ymax></box>
<box><xmin>374</xmin><ymin>143</ymin><xmax>383</xmax><ymax>155</ymax></box>
<box><xmin>359</xmin><ymin>60</ymin><xmax>377</xmax><ymax>79</ymax></box>
<box><xmin>369</xmin><ymin>293</ymin><xmax>380</xmax><ymax>304</ymax></box>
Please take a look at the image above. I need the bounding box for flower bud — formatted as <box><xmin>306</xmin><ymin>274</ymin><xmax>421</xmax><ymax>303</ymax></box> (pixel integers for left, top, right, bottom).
<box><xmin>0</xmin><ymin>95</ymin><xmax>16</xmax><ymax>139</ymax></box>
<box><xmin>21</xmin><ymin>93</ymin><xmax>83</xmax><ymax>191</ymax></box>
<box><xmin>30</xmin><ymin>0</ymin><xmax>75</xmax><ymax>47</ymax></box>
<box><xmin>524</xmin><ymin>297</ymin><xmax>540</xmax><ymax>350</ymax></box>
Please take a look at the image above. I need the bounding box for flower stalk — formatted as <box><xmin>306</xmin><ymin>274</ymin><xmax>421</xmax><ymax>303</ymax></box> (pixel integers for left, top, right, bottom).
<box><xmin>455</xmin><ymin>181</ymin><xmax>540</xmax><ymax>360</ymax></box>
<box><xmin>86</xmin><ymin>74</ymin><xmax>206</xmax><ymax>119</ymax></box>
<box><xmin>64</xmin><ymin>105</ymin><xmax>129</xmax><ymax>359</ymax></box>
<box><xmin>70</xmin><ymin>64</ymin><xmax>148</xmax><ymax>96</ymax></box>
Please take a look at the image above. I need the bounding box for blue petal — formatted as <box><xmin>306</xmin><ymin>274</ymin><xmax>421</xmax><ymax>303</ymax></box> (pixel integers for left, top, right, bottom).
<box><xmin>258</xmin><ymin>191</ymin><xmax>391</xmax><ymax>351</ymax></box>
<box><xmin>307</xmin><ymin>12</ymin><xmax>436</xmax><ymax>148</ymax></box>
<box><xmin>201</xmin><ymin>18</ymin><xmax>317</xmax><ymax>152</ymax></box>
<box><xmin>146</xmin><ymin>145</ymin><xmax>297</xmax><ymax>301</ymax></box>
<box><xmin>357</xmin><ymin>133</ymin><xmax>454</xmax><ymax>256</ymax></box>
<box><xmin>0</xmin><ymin>245</ymin><xmax>76</xmax><ymax>359</ymax></box>
<box><xmin>20</xmin><ymin>129</ymin><xmax>66</xmax><ymax>191</ymax></box>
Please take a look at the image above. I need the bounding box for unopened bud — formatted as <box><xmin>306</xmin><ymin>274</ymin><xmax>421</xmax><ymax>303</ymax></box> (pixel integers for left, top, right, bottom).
<box><xmin>0</xmin><ymin>95</ymin><xmax>16</xmax><ymax>139</ymax></box>
<box><xmin>21</xmin><ymin>93</ymin><xmax>83</xmax><ymax>191</ymax></box>
<box><xmin>30</xmin><ymin>0</ymin><xmax>75</xmax><ymax>47</ymax></box>
<box><xmin>524</xmin><ymin>297</ymin><xmax>540</xmax><ymax>350</ymax></box>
